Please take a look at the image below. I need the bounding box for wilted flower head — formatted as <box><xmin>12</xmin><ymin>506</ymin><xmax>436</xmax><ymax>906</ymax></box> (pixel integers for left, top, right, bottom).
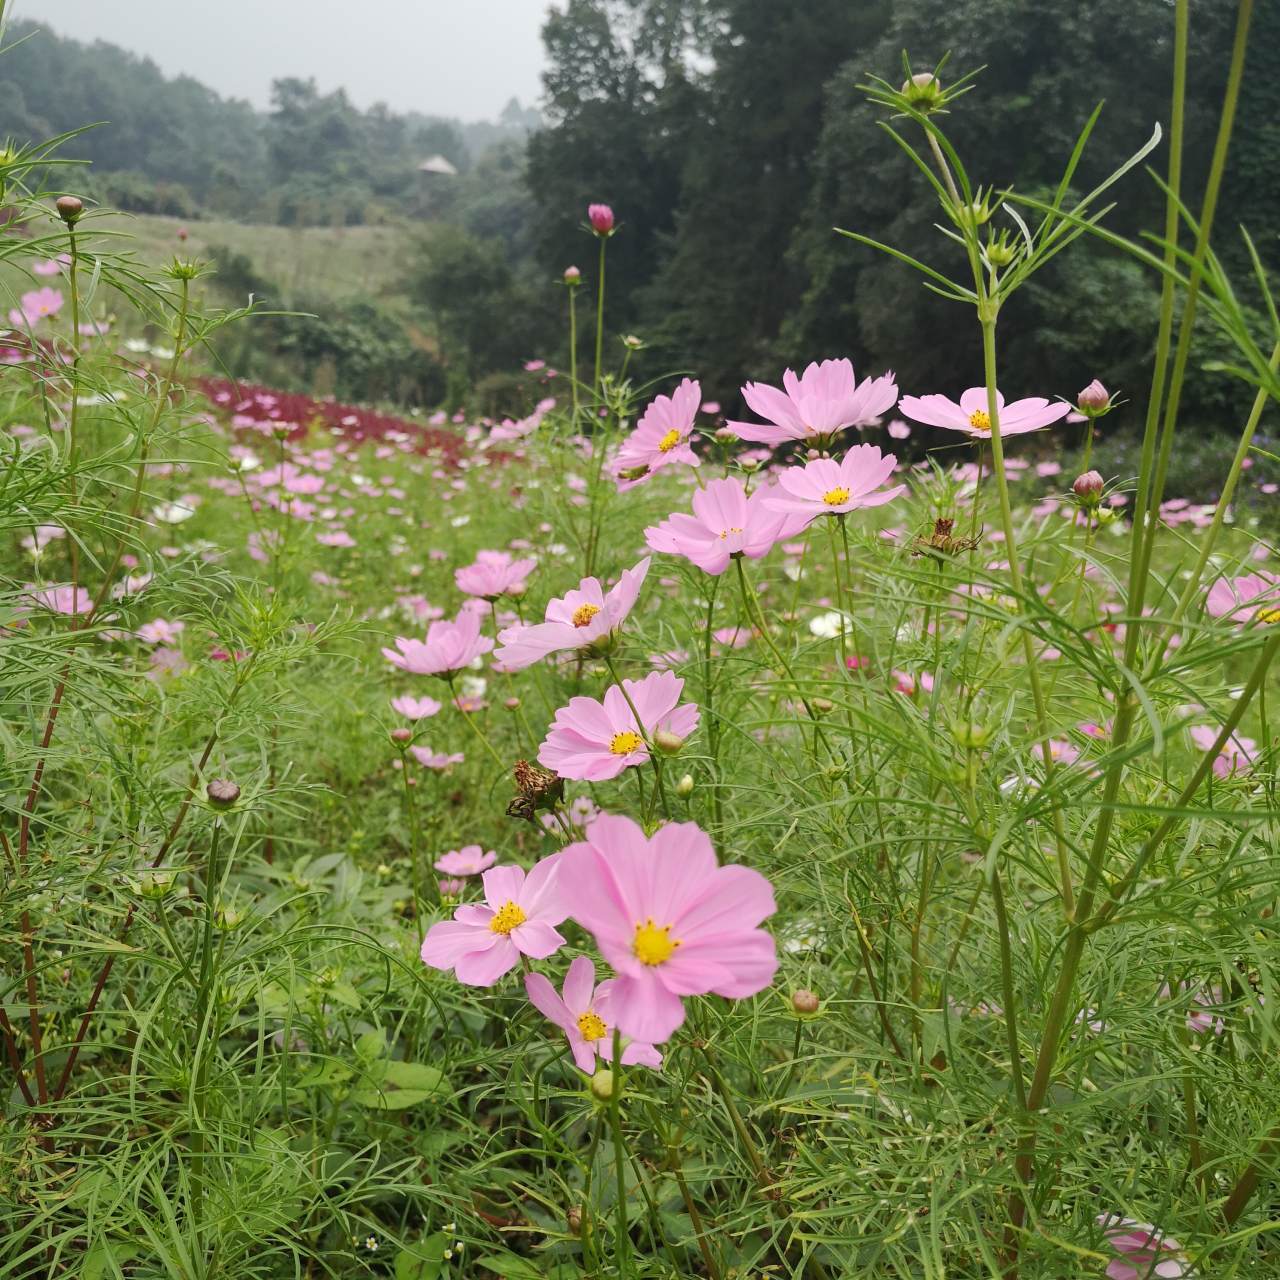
<box><xmin>728</xmin><ymin>359</ymin><xmax>898</xmax><ymax>446</ymax></box>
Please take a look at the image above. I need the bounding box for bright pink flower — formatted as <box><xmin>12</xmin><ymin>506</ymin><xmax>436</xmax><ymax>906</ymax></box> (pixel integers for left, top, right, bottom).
<box><xmin>612</xmin><ymin>378</ymin><xmax>701</xmax><ymax>488</ymax></box>
<box><xmin>524</xmin><ymin>955</ymin><xmax>663</xmax><ymax>1073</ymax></box>
<box><xmin>391</xmin><ymin>694</ymin><xmax>442</xmax><ymax>720</ymax></box>
<box><xmin>765</xmin><ymin>445</ymin><xmax>905</xmax><ymax>527</ymax></box>
<box><xmin>645</xmin><ymin>476</ymin><xmax>799</xmax><ymax>575</ymax></box>
<box><xmin>1205</xmin><ymin>571</ymin><xmax>1280</xmax><ymax>625</ymax></box>
<box><xmin>538</xmin><ymin>671</ymin><xmax>699</xmax><ymax>782</ymax></box>
<box><xmin>898</xmin><ymin>387</ymin><xmax>1070</xmax><ymax>438</ymax></box>
<box><xmin>455</xmin><ymin>551</ymin><xmax>537</xmax><ymax>600</ymax></box>
<box><xmin>727</xmin><ymin>359</ymin><xmax>898</xmax><ymax>446</ymax></box>
<box><xmin>434</xmin><ymin>845</ymin><xmax>498</xmax><ymax>876</ymax></box>
<box><xmin>382</xmin><ymin>610</ymin><xmax>494</xmax><ymax>677</ymax></box>
<box><xmin>494</xmin><ymin>557</ymin><xmax>649</xmax><ymax>671</ymax></box>
<box><xmin>588</xmin><ymin>203</ymin><xmax>615</xmax><ymax>234</ymax></box>
<box><xmin>557</xmin><ymin>814</ymin><xmax>778</xmax><ymax>1043</ymax></box>
<box><xmin>410</xmin><ymin>746</ymin><xmax>464</xmax><ymax>769</ymax></box>
<box><xmin>1189</xmin><ymin>724</ymin><xmax>1256</xmax><ymax>779</ymax></box>
<box><xmin>421</xmin><ymin>858</ymin><xmax>568</xmax><ymax>986</ymax></box>
<box><xmin>1096</xmin><ymin>1215</ymin><xmax>1191</xmax><ymax>1280</ymax></box>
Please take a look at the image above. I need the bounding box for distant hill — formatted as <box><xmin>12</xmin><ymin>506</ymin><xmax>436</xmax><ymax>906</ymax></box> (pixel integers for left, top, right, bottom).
<box><xmin>0</xmin><ymin>19</ymin><xmax>542</xmax><ymax>227</ymax></box>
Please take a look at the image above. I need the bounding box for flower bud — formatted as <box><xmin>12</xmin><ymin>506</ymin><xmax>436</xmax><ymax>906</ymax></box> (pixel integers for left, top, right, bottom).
<box><xmin>653</xmin><ymin>729</ymin><xmax>685</xmax><ymax>755</ymax></box>
<box><xmin>504</xmin><ymin>696</ymin><xmax>520</xmax><ymax>711</ymax></box>
<box><xmin>622</xmin><ymin>333</ymin><xmax>644</xmax><ymax>350</ymax></box>
<box><xmin>1076</xmin><ymin>380</ymin><xmax>1110</xmax><ymax>413</ymax></box>
<box><xmin>139</xmin><ymin>867</ymin><xmax>178</xmax><ymax>900</ymax></box>
<box><xmin>55</xmin><ymin>195</ymin><xmax>84</xmax><ymax>225</ymax></box>
<box><xmin>901</xmin><ymin>72</ymin><xmax>944</xmax><ymax>113</ymax></box>
<box><xmin>215</xmin><ymin>902</ymin><xmax>244</xmax><ymax>930</ymax></box>
<box><xmin>675</xmin><ymin>773</ymin><xmax>694</xmax><ymax>797</ymax></box>
<box><xmin>951</xmin><ymin>719</ymin><xmax>992</xmax><ymax>749</ymax></box>
<box><xmin>791</xmin><ymin>988</ymin><xmax>821</xmax><ymax>1016</ymax></box>
<box><xmin>390</xmin><ymin>727</ymin><xmax>413</xmax><ymax>745</ymax></box>
<box><xmin>590</xmin><ymin>1068</ymin><xmax>617</xmax><ymax>1101</ymax></box>
<box><xmin>563</xmin><ymin>265</ymin><xmax>581</xmax><ymax>285</ymax></box>
<box><xmin>566</xmin><ymin>1205</ymin><xmax>584</xmax><ymax>1236</ymax></box>
<box><xmin>1072</xmin><ymin>470</ymin><xmax>1104</xmax><ymax>506</ymax></box>
<box><xmin>206</xmin><ymin>778</ymin><xmax>240</xmax><ymax>809</ymax></box>
<box><xmin>587</xmin><ymin>203</ymin><xmax>615</xmax><ymax>235</ymax></box>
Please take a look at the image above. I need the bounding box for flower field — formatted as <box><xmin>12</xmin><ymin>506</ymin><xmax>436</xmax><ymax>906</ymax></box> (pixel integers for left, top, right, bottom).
<box><xmin>4</xmin><ymin>35</ymin><xmax>1280</xmax><ymax>1280</ymax></box>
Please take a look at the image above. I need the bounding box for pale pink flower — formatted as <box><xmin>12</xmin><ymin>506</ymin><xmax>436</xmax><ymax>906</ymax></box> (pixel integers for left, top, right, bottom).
<box><xmin>525</xmin><ymin>955</ymin><xmax>663</xmax><ymax>1073</ymax></box>
<box><xmin>1096</xmin><ymin>1215</ymin><xmax>1192</xmax><ymax>1280</ymax></box>
<box><xmin>1205</xmin><ymin>571</ymin><xmax>1280</xmax><ymax>625</ymax></box>
<box><xmin>421</xmin><ymin>858</ymin><xmax>568</xmax><ymax>986</ymax></box>
<box><xmin>765</xmin><ymin>445</ymin><xmax>905</xmax><ymax>527</ymax></box>
<box><xmin>494</xmin><ymin>557</ymin><xmax>649</xmax><ymax>670</ymax></box>
<box><xmin>391</xmin><ymin>695</ymin><xmax>442</xmax><ymax>720</ymax></box>
<box><xmin>434</xmin><ymin>845</ymin><xmax>498</xmax><ymax>876</ymax></box>
<box><xmin>27</xmin><ymin>584</ymin><xmax>92</xmax><ymax>615</ymax></box>
<box><xmin>898</xmin><ymin>387</ymin><xmax>1070</xmax><ymax>438</ymax></box>
<box><xmin>1189</xmin><ymin>724</ymin><xmax>1256</xmax><ymax>779</ymax></box>
<box><xmin>727</xmin><ymin>359</ymin><xmax>898</xmax><ymax>446</ymax></box>
<box><xmin>136</xmin><ymin>618</ymin><xmax>185</xmax><ymax>645</ymax></box>
<box><xmin>538</xmin><ymin>671</ymin><xmax>699</xmax><ymax>782</ymax></box>
<box><xmin>382</xmin><ymin>610</ymin><xmax>494</xmax><ymax>677</ymax></box>
<box><xmin>612</xmin><ymin>378</ymin><xmax>701</xmax><ymax>487</ymax></box>
<box><xmin>644</xmin><ymin>476</ymin><xmax>799</xmax><ymax>575</ymax></box>
<box><xmin>8</xmin><ymin>287</ymin><xmax>64</xmax><ymax>326</ymax></box>
<box><xmin>455</xmin><ymin>551</ymin><xmax>537</xmax><ymax>600</ymax></box>
<box><xmin>410</xmin><ymin>746</ymin><xmax>464</xmax><ymax>769</ymax></box>
<box><xmin>557</xmin><ymin>814</ymin><xmax>778</xmax><ymax>1043</ymax></box>
<box><xmin>490</xmin><ymin>396</ymin><xmax>555</xmax><ymax>442</ymax></box>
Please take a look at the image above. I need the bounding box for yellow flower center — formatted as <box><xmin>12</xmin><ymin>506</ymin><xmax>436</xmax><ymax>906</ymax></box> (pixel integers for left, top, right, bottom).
<box><xmin>1257</xmin><ymin>606</ymin><xmax>1280</xmax><ymax>624</ymax></box>
<box><xmin>822</xmin><ymin>487</ymin><xmax>850</xmax><ymax>506</ymax></box>
<box><xmin>968</xmin><ymin>410</ymin><xmax>991</xmax><ymax>432</ymax></box>
<box><xmin>609</xmin><ymin>730</ymin><xmax>644</xmax><ymax>755</ymax></box>
<box><xmin>572</xmin><ymin>603</ymin><xmax>601</xmax><ymax>628</ymax></box>
<box><xmin>488</xmin><ymin>900</ymin><xmax>527</xmax><ymax>934</ymax></box>
<box><xmin>657</xmin><ymin>428</ymin><xmax>681</xmax><ymax>453</ymax></box>
<box><xmin>576</xmin><ymin>1011</ymin><xmax>608</xmax><ymax>1042</ymax></box>
<box><xmin>633</xmin><ymin>919</ymin><xmax>679</xmax><ymax>965</ymax></box>
<box><xmin>717</xmin><ymin>526</ymin><xmax>744</xmax><ymax>539</ymax></box>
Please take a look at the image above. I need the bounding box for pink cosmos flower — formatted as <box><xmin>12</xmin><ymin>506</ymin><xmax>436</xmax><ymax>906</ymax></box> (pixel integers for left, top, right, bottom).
<box><xmin>611</xmin><ymin>378</ymin><xmax>701</xmax><ymax>488</ymax></box>
<box><xmin>8</xmin><ymin>287</ymin><xmax>64</xmax><ymax>327</ymax></box>
<box><xmin>1096</xmin><ymin>1215</ymin><xmax>1192</xmax><ymax>1280</ymax></box>
<box><xmin>1205</xmin><ymin>571</ymin><xmax>1280</xmax><ymax>625</ymax></box>
<box><xmin>421</xmin><ymin>858</ymin><xmax>568</xmax><ymax>986</ymax></box>
<box><xmin>434</xmin><ymin>845</ymin><xmax>498</xmax><ymax>876</ymax></box>
<box><xmin>1189</xmin><ymin>724</ymin><xmax>1256</xmax><ymax>779</ymax></box>
<box><xmin>588</xmin><ymin>203</ymin><xmax>615</xmax><ymax>234</ymax></box>
<box><xmin>898</xmin><ymin>387</ymin><xmax>1071</xmax><ymax>438</ymax></box>
<box><xmin>455</xmin><ymin>551</ymin><xmax>537</xmax><ymax>600</ymax></box>
<box><xmin>382</xmin><ymin>610</ymin><xmax>494</xmax><ymax>678</ymax></box>
<box><xmin>136</xmin><ymin>618</ymin><xmax>185</xmax><ymax>645</ymax></box>
<box><xmin>410</xmin><ymin>746</ymin><xmax>464</xmax><ymax>769</ymax></box>
<box><xmin>494</xmin><ymin>557</ymin><xmax>650</xmax><ymax>671</ymax></box>
<box><xmin>391</xmin><ymin>695</ymin><xmax>442</xmax><ymax>720</ymax></box>
<box><xmin>557</xmin><ymin>814</ymin><xmax>778</xmax><ymax>1043</ymax></box>
<box><xmin>727</xmin><ymin>359</ymin><xmax>898</xmax><ymax>446</ymax></box>
<box><xmin>525</xmin><ymin>955</ymin><xmax>662</xmax><ymax>1073</ymax></box>
<box><xmin>645</xmin><ymin>476</ymin><xmax>800</xmax><ymax>575</ymax></box>
<box><xmin>490</xmin><ymin>396</ymin><xmax>555</xmax><ymax>442</ymax></box>
<box><xmin>27</xmin><ymin>584</ymin><xmax>92</xmax><ymax>615</ymax></box>
<box><xmin>538</xmin><ymin>671</ymin><xmax>699</xmax><ymax>782</ymax></box>
<box><xmin>765</xmin><ymin>445</ymin><xmax>905</xmax><ymax>527</ymax></box>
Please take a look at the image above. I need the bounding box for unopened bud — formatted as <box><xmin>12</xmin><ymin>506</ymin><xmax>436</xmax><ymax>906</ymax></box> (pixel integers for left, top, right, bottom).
<box><xmin>215</xmin><ymin>902</ymin><xmax>244</xmax><ymax>930</ymax></box>
<box><xmin>1076</xmin><ymin>380</ymin><xmax>1110</xmax><ymax>413</ymax></box>
<box><xmin>566</xmin><ymin>1205</ymin><xmax>584</xmax><ymax>1236</ymax></box>
<box><xmin>55</xmin><ymin>195</ymin><xmax>83</xmax><ymax>224</ymax></box>
<box><xmin>951</xmin><ymin>719</ymin><xmax>992</xmax><ymax>749</ymax></box>
<box><xmin>206</xmin><ymin>778</ymin><xmax>240</xmax><ymax>809</ymax></box>
<box><xmin>622</xmin><ymin>334</ymin><xmax>644</xmax><ymax>350</ymax></box>
<box><xmin>653</xmin><ymin>729</ymin><xmax>685</xmax><ymax>755</ymax></box>
<box><xmin>139</xmin><ymin>867</ymin><xmax>178</xmax><ymax>900</ymax></box>
<box><xmin>590</xmin><ymin>1068</ymin><xmax>617</xmax><ymax>1101</ymax></box>
<box><xmin>390</xmin><ymin>727</ymin><xmax>413</xmax><ymax>745</ymax></box>
<box><xmin>675</xmin><ymin>773</ymin><xmax>694</xmax><ymax>797</ymax></box>
<box><xmin>812</xmin><ymin>697</ymin><xmax>834</xmax><ymax>715</ymax></box>
<box><xmin>901</xmin><ymin>71</ymin><xmax>944</xmax><ymax>113</ymax></box>
<box><xmin>791</xmin><ymin>988</ymin><xmax>821</xmax><ymax>1015</ymax></box>
<box><xmin>504</xmin><ymin>696</ymin><xmax>520</xmax><ymax>711</ymax></box>
<box><xmin>563</xmin><ymin>265</ymin><xmax>581</xmax><ymax>284</ymax></box>
<box><xmin>1072</xmin><ymin>470</ymin><xmax>1104</xmax><ymax>506</ymax></box>
<box><xmin>587</xmin><ymin>203</ymin><xmax>615</xmax><ymax>235</ymax></box>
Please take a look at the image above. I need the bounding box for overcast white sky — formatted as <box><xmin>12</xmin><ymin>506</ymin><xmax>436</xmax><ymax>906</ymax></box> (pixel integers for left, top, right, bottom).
<box><xmin>10</xmin><ymin>0</ymin><xmax>550</xmax><ymax>121</ymax></box>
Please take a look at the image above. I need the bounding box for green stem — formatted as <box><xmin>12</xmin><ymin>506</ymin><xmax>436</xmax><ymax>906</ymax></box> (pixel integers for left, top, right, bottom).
<box><xmin>593</xmin><ymin>235</ymin><xmax>607</xmax><ymax>398</ymax></box>
<box><xmin>608</xmin><ymin>1032</ymin><xmax>631</xmax><ymax>1277</ymax></box>
<box><xmin>568</xmin><ymin>285</ymin><xmax>580</xmax><ymax>426</ymax></box>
